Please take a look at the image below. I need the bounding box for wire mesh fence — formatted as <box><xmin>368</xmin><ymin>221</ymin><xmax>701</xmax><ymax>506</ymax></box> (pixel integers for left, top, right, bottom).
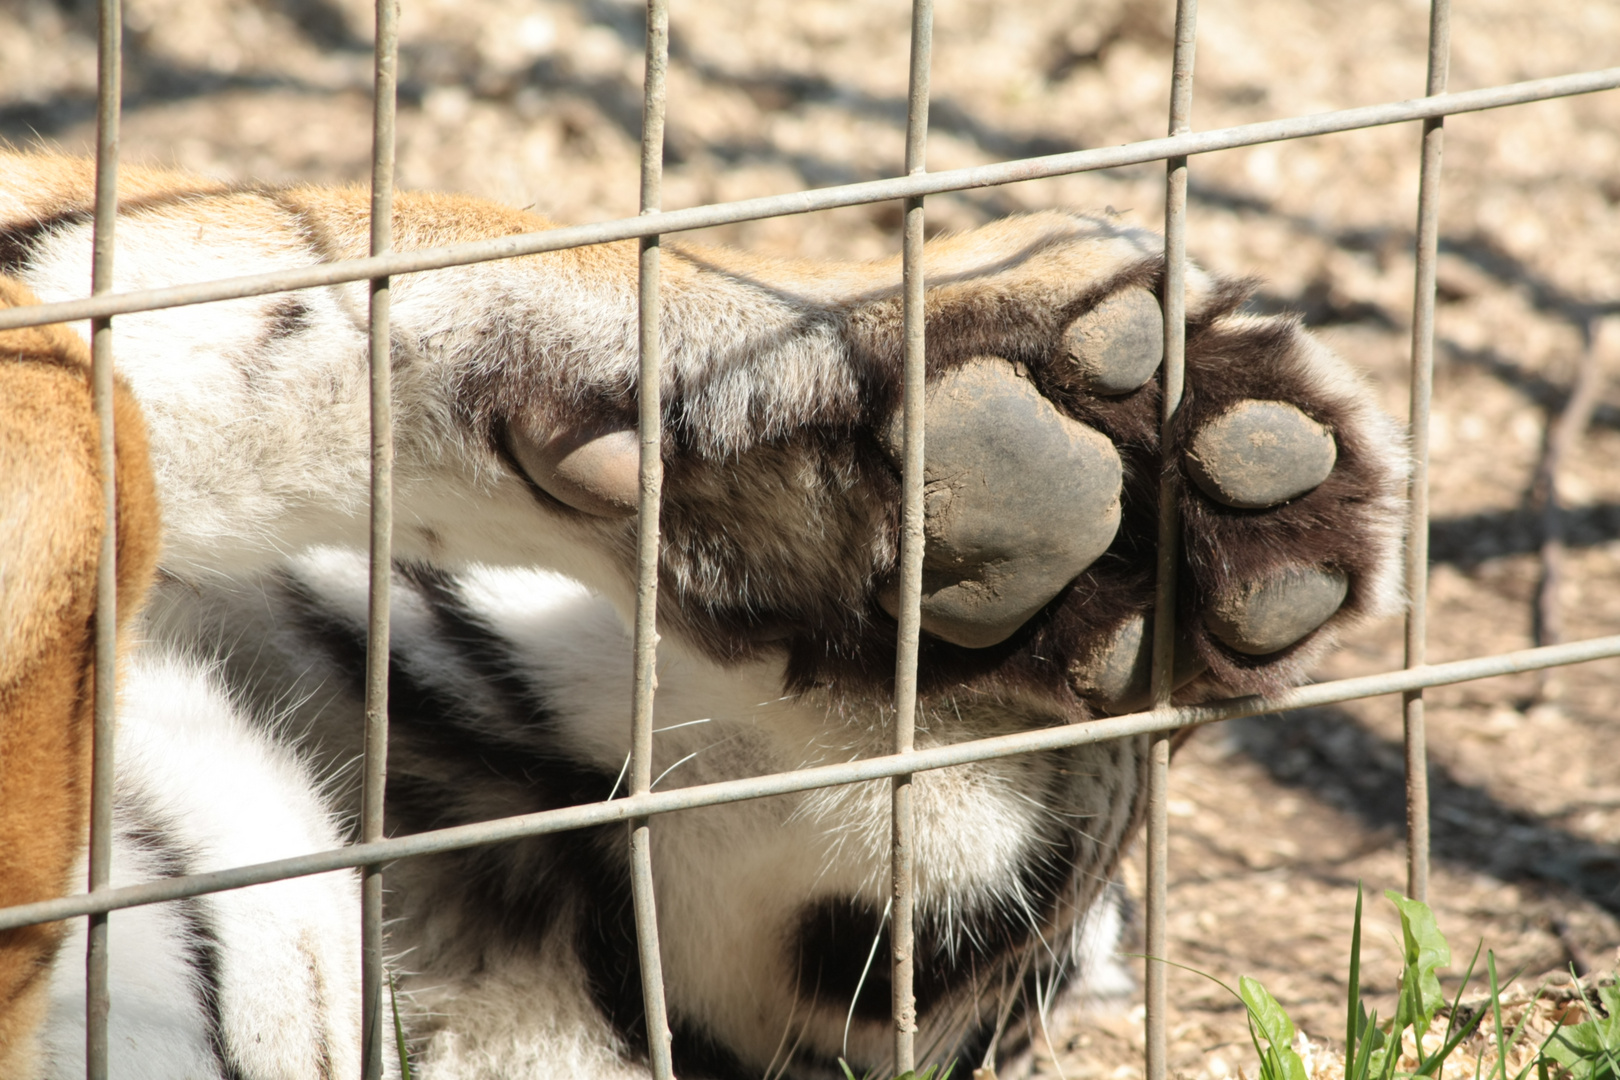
<box><xmin>1</xmin><ymin>0</ymin><xmax>1619</xmax><ymax>1077</ymax></box>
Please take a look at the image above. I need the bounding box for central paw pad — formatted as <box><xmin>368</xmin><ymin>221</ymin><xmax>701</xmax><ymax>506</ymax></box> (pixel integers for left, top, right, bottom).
<box><xmin>879</xmin><ymin>358</ymin><xmax>1122</xmax><ymax>649</ymax></box>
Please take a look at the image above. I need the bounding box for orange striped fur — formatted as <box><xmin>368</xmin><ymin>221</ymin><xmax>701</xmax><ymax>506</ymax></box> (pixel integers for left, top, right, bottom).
<box><xmin>0</xmin><ymin>278</ymin><xmax>160</xmax><ymax>1074</ymax></box>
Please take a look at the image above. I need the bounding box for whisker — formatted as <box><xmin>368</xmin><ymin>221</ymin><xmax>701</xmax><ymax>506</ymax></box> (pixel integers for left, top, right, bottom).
<box><xmin>652</xmin><ymin>717</ymin><xmax>711</xmax><ymax>733</ymax></box>
<box><xmin>650</xmin><ymin>747</ymin><xmax>706</xmax><ymax>790</ymax></box>
<box><xmin>842</xmin><ymin>895</ymin><xmax>892</xmax><ymax>1060</ymax></box>
<box><xmin>606</xmin><ymin>750</ymin><xmax>632</xmax><ymax>801</ymax></box>
<box><xmin>981</xmin><ymin>943</ymin><xmax>1035</xmax><ymax>1074</ymax></box>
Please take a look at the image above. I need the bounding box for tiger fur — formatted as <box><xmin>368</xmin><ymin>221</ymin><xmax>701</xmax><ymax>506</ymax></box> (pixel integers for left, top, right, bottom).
<box><xmin>0</xmin><ymin>148</ymin><xmax>1406</xmax><ymax>1079</ymax></box>
<box><xmin>0</xmin><ymin>278</ymin><xmax>160</xmax><ymax>1078</ymax></box>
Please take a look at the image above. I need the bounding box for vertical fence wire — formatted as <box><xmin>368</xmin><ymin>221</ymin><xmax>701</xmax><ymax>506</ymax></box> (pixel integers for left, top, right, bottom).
<box><xmin>360</xmin><ymin>0</ymin><xmax>398</xmax><ymax>1074</ymax></box>
<box><xmin>84</xmin><ymin>0</ymin><xmax>121</xmax><ymax>1072</ymax></box>
<box><xmin>890</xmin><ymin>0</ymin><xmax>934</xmax><ymax>1072</ymax></box>
<box><xmin>1146</xmin><ymin>0</ymin><xmax>1198</xmax><ymax>1077</ymax></box>
<box><xmin>630</xmin><ymin>0</ymin><xmax>675</xmax><ymax>1075</ymax></box>
<box><xmin>1403</xmin><ymin>0</ymin><xmax>1451</xmax><ymax>905</ymax></box>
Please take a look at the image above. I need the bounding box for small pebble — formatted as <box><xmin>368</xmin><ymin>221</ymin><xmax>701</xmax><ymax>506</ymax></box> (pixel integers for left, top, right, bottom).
<box><xmin>1186</xmin><ymin>400</ymin><xmax>1337</xmax><ymax>509</ymax></box>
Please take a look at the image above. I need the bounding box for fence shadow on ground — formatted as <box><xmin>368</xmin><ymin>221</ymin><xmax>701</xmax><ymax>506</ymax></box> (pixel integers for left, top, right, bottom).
<box><xmin>1230</xmin><ymin>707</ymin><xmax>1620</xmax><ymax>921</ymax></box>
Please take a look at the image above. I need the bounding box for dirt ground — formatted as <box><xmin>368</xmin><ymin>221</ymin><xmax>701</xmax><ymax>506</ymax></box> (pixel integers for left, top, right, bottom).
<box><xmin>6</xmin><ymin>0</ymin><xmax>1620</xmax><ymax>1075</ymax></box>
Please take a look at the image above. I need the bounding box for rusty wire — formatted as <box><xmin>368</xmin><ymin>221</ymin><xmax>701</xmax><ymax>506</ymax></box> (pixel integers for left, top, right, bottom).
<box><xmin>889</xmin><ymin>0</ymin><xmax>935</xmax><ymax>1070</ymax></box>
<box><xmin>629</xmin><ymin>0</ymin><xmax>676</xmax><ymax>1074</ymax></box>
<box><xmin>84</xmin><ymin>0</ymin><xmax>121</xmax><ymax>1071</ymax></box>
<box><xmin>358</xmin><ymin>0</ymin><xmax>399</xmax><ymax>1074</ymax></box>
<box><xmin>3</xmin><ymin>71</ymin><xmax>1616</xmax><ymax>336</ymax></box>
<box><xmin>1401</xmin><ymin>0</ymin><xmax>1452</xmax><ymax>907</ymax></box>
<box><xmin>9</xmin><ymin>633</ymin><xmax>1620</xmax><ymax>941</ymax></box>
<box><xmin>1145</xmin><ymin>0</ymin><xmax>1198</xmax><ymax>1074</ymax></box>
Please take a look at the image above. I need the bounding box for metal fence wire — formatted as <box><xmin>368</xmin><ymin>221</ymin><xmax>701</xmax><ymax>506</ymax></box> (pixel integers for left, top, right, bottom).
<box><xmin>1</xmin><ymin>0</ymin><xmax>1619</xmax><ymax>1077</ymax></box>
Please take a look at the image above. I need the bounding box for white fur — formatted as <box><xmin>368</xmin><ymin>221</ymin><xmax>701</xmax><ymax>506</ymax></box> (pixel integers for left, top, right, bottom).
<box><xmin>39</xmin><ymin>653</ymin><xmax>368</xmax><ymax>1080</ymax></box>
<box><xmin>146</xmin><ymin>552</ymin><xmax>1140</xmax><ymax>1078</ymax></box>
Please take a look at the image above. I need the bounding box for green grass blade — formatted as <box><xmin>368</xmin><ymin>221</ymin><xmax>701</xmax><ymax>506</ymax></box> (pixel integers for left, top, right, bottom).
<box><xmin>1134</xmin><ymin>953</ymin><xmax>1303</xmax><ymax>1080</ymax></box>
<box><xmin>1350</xmin><ymin>1006</ymin><xmax>1382</xmax><ymax>1080</ymax></box>
<box><xmin>1490</xmin><ymin>953</ymin><xmax>1509</xmax><ymax>1080</ymax></box>
<box><xmin>1523</xmin><ymin>992</ymin><xmax>1575</xmax><ymax>1080</ymax></box>
<box><xmin>1379</xmin><ymin>1009</ymin><xmax>1405</xmax><ymax>1080</ymax></box>
<box><xmin>1418</xmin><ymin>993</ymin><xmax>1487</xmax><ymax>1076</ymax></box>
<box><xmin>1448</xmin><ymin>938</ymin><xmax>1485</xmax><ymax>1038</ymax></box>
<box><xmin>1349</xmin><ymin>884</ymin><xmax>1365</xmax><ymax>1064</ymax></box>
<box><xmin>389</xmin><ymin>974</ymin><xmax>413</xmax><ymax>1080</ymax></box>
<box><xmin>1510</xmin><ymin>983</ymin><xmax>1553</xmax><ymax>1056</ymax></box>
<box><xmin>1417</xmin><ymin>939</ymin><xmax>1486</xmax><ymax>1079</ymax></box>
<box><xmin>1125</xmin><ymin>953</ymin><xmax>1241</xmax><ymax>1002</ymax></box>
<box><xmin>1565</xmin><ymin>970</ymin><xmax>1620</xmax><ymax>1080</ymax></box>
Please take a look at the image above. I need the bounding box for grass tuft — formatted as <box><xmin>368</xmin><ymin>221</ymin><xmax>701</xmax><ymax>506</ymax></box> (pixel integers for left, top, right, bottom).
<box><xmin>1217</xmin><ymin>887</ymin><xmax>1618</xmax><ymax>1080</ymax></box>
<box><xmin>837</xmin><ymin>1057</ymin><xmax>957</xmax><ymax>1080</ymax></box>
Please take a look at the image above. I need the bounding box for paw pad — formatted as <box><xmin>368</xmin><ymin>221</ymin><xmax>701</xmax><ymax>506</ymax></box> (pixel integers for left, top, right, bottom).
<box><xmin>1203</xmin><ymin>565</ymin><xmax>1350</xmax><ymax>656</ymax></box>
<box><xmin>1185</xmin><ymin>400</ymin><xmax>1337</xmax><ymax>509</ymax></box>
<box><xmin>1067</xmin><ymin>613</ymin><xmax>1208</xmax><ymax>714</ymax></box>
<box><xmin>879</xmin><ymin>358</ymin><xmax>1122</xmax><ymax>649</ymax></box>
<box><xmin>1061</xmin><ymin>287</ymin><xmax>1164</xmax><ymax>396</ymax></box>
<box><xmin>508</xmin><ymin>424</ymin><xmax>640</xmax><ymax>518</ymax></box>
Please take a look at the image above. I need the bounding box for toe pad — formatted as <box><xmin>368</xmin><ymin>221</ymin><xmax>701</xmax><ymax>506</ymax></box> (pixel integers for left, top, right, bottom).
<box><xmin>1061</xmin><ymin>287</ymin><xmax>1164</xmax><ymax>396</ymax></box>
<box><xmin>1069</xmin><ymin>613</ymin><xmax>1208</xmax><ymax>713</ymax></box>
<box><xmin>1187</xmin><ymin>400</ymin><xmax>1336</xmax><ymax>509</ymax></box>
<box><xmin>1204</xmin><ymin>565</ymin><xmax>1348</xmax><ymax>656</ymax></box>
<box><xmin>508</xmin><ymin>425</ymin><xmax>640</xmax><ymax>517</ymax></box>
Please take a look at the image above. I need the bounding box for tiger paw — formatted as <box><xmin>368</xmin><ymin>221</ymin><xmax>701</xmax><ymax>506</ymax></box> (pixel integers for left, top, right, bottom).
<box><xmin>857</xmin><ymin>244</ymin><xmax>1405</xmax><ymax>714</ymax></box>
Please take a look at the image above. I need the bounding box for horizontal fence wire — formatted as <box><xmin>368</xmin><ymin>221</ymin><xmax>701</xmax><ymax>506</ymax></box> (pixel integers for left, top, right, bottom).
<box><xmin>1</xmin><ymin>69</ymin><xmax>1616</xmax><ymax>335</ymax></box>
<box><xmin>6</xmin><ymin>632</ymin><xmax>1620</xmax><ymax>936</ymax></box>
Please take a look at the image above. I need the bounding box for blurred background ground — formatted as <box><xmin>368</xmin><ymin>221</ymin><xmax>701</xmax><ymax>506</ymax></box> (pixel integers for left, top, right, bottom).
<box><xmin>5</xmin><ymin>0</ymin><xmax>1620</xmax><ymax>1075</ymax></box>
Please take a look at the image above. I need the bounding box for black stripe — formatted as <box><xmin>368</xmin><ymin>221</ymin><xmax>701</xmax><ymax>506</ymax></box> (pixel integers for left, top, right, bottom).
<box><xmin>787</xmin><ymin>755</ymin><xmax>1095</xmax><ymax>1076</ymax></box>
<box><xmin>121</xmin><ymin>793</ymin><xmax>246</xmax><ymax>1080</ymax></box>
<box><xmin>0</xmin><ymin>210</ymin><xmax>92</xmax><ymax>274</ymax></box>
<box><xmin>1</xmin><ymin>183</ymin><xmax>302</xmax><ymax>278</ymax></box>
<box><xmin>393</xmin><ymin>569</ymin><xmax>662</xmax><ymax>1064</ymax></box>
<box><xmin>283</xmin><ymin>568</ymin><xmax>1103</xmax><ymax>1078</ymax></box>
<box><xmin>280</xmin><ymin>567</ymin><xmax>777</xmax><ymax>1077</ymax></box>
<box><xmin>263</xmin><ymin>297</ymin><xmax>312</xmax><ymax>343</ymax></box>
